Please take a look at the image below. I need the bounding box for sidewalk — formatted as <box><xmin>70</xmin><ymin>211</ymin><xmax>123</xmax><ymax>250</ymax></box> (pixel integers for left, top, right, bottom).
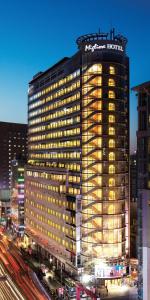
<box><xmin>103</xmin><ymin>286</ymin><xmax>138</xmax><ymax>299</ymax></box>
<box><xmin>20</xmin><ymin>249</ymin><xmax>63</xmax><ymax>298</ymax></box>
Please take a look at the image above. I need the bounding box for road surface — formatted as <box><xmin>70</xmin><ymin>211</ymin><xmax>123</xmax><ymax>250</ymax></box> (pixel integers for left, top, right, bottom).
<box><xmin>0</xmin><ymin>233</ymin><xmax>51</xmax><ymax>300</ymax></box>
<box><xmin>0</xmin><ymin>262</ymin><xmax>26</xmax><ymax>300</ymax></box>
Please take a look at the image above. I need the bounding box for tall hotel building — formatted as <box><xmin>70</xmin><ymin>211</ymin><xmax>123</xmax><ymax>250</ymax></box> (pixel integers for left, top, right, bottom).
<box><xmin>25</xmin><ymin>30</ymin><xmax>129</xmax><ymax>277</ymax></box>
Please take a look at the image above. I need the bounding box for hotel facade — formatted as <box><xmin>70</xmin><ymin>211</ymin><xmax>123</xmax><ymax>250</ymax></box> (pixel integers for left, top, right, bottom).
<box><xmin>25</xmin><ymin>30</ymin><xmax>130</xmax><ymax>277</ymax></box>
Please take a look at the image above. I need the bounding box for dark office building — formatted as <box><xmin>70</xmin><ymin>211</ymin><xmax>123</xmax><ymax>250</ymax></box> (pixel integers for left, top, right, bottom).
<box><xmin>25</xmin><ymin>29</ymin><xmax>130</xmax><ymax>279</ymax></box>
<box><xmin>130</xmin><ymin>153</ymin><xmax>138</xmax><ymax>258</ymax></box>
<box><xmin>0</xmin><ymin>122</ymin><xmax>27</xmax><ymax>223</ymax></box>
<box><xmin>133</xmin><ymin>81</ymin><xmax>150</xmax><ymax>300</ymax></box>
<box><xmin>130</xmin><ymin>153</ymin><xmax>138</xmax><ymax>202</ymax></box>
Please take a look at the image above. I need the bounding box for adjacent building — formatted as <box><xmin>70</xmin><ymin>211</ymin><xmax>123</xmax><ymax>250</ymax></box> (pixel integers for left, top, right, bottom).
<box><xmin>130</xmin><ymin>153</ymin><xmax>138</xmax><ymax>203</ymax></box>
<box><xmin>130</xmin><ymin>153</ymin><xmax>138</xmax><ymax>258</ymax></box>
<box><xmin>0</xmin><ymin>122</ymin><xmax>27</xmax><ymax>224</ymax></box>
<box><xmin>25</xmin><ymin>29</ymin><xmax>130</xmax><ymax>279</ymax></box>
<box><xmin>11</xmin><ymin>157</ymin><xmax>26</xmax><ymax>236</ymax></box>
<box><xmin>133</xmin><ymin>81</ymin><xmax>150</xmax><ymax>300</ymax></box>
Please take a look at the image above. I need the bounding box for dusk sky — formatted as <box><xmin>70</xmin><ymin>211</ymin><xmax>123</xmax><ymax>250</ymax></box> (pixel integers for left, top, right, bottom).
<box><xmin>0</xmin><ymin>0</ymin><xmax>150</xmax><ymax>152</ymax></box>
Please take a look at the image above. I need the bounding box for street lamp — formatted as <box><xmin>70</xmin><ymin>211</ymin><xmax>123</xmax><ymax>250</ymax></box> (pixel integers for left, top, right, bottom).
<box><xmin>82</xmin><ymin>274</ymin><xmax>91</xmax><ymax>284</ymax></box>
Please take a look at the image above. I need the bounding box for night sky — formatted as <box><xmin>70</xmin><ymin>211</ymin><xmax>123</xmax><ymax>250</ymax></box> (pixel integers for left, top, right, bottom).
<box><xmin>0</xmin><ymin>0</ymin><xmax>150</xmax><ymax>152</ymax></box>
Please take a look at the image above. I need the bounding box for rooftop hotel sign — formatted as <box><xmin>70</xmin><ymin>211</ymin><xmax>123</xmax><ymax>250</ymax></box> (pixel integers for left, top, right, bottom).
<box><xmin>84</xmin><ymin>43</ymin><xmax>124</xmax><ymax>53</ymax></box>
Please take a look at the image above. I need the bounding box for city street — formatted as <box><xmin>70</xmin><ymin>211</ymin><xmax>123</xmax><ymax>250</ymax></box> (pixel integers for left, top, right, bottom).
<box><xmin>0</xmin><ymin>230</ymin><xmax>139</xmax><ymax>300</ymax></box>
<box><xmin>0</xmin><ymin>233</ymin><xmax>51</xmax><ymax>300</ymax></box>
<box><xmin>0</xmin><ymin>262</ymin><xmax>26</xmax><ymax>300</ymax></box>
<box><xmin>105</xmin><ymin>286</ymin><xmax>138</xmax><ymax>300</ymax></box>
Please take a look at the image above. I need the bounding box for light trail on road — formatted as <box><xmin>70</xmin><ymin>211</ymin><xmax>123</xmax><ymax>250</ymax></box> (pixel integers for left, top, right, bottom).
<box><xmin>0</xmin><ymin>262</ymin><xmax>26</xmax><ymax>300</ymax></box>
<box><xmin>0</xmin><ymin>234</ymin><xmax>51</xmax><ymax>300</ymax></box>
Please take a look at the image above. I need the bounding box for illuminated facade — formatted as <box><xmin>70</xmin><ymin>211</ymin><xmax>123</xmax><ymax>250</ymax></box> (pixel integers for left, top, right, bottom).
<box><xmin>25</xmin><ymin>30</ymin><xmax>129</xmax><ymax>275</ymax></box>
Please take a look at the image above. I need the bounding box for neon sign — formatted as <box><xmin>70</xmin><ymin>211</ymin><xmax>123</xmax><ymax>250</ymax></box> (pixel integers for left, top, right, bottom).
<box><xmin>85</xmin><ymin>43</ymin><xmax>124</xmax><ymax>53</ymax></box>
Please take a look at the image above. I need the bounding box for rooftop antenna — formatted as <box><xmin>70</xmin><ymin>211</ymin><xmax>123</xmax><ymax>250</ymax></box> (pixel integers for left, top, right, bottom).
<box><xmin>110</xmin><ymin>19</ymin><xmax>112</xmax><ymax>39</ymax></box>
<box><xmin>98</xmin><ymin>28</ymin><xmax>101</xmax><ymax>34</ymax></box>
<box><xmin>112</xmin><ymin>28</ymin><xmax>115</xmax><ymax>39</ymax></box>
<box><xmin>110</xmin><ymin>29</ymin><xmax>113</xmax><ymax>40</ymax></box>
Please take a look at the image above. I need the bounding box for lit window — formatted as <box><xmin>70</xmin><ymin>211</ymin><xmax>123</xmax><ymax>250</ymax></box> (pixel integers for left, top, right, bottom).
<box><xmin>90</xmin><ymin>76</ymin><xmax>102</xmax><ymax>86</ymax></box>
<box><xmin>109</xmin><ymin>178</ymin><xmax>115</xmax><ymax>187</ymax></box>
<box><xmin>109</xmin><ymin>103</ymin><xmax>115</xmax><ymax>111</ymax></box>
<box><xmin>109</xmin><ymin>191</ymin><xmax>115</xmax><ymax>200</ymax></box>
<box><xmin>109</xmin><ymin>152</ymin><xmax>115</xmax><ymax>161</ymax></box>
<box><xmin>108</xmin><ymin>204</ymin><xmax>114</xmax><ymax>214</ymax></box>
<box><xmin>109</xmin><ymin>165</ymin><xmax>115</xmax><ymax>174</ymax></box>
<box><xmin>109</xmin><ymin>115</ymin><xmax>115</xmax><ymax>123</ymax></box>
<box><xmin>109</xmin><ymin>139</ymin><xmax>115</xmax><ymax>148</ymax></box>
<box><xmin>91</xmin><ymin>89</ymin><xmax>102</xmax><ymax>98</ymax></box>
<box><xmin>87</xmin><ymin>64</ymin><xmax>102</xmax><ymax>74</ymax></box>
<box><xmin>148</xmin><ymin>181</ymin><xmax>150</xmax><ymax>189</ymax></box>
<box><xmin>108</xmin><ymin>91</ymin><xmax>115</xmax><ymax>99</ymax></box>
<box><xmin>109</xmin><ymin>127</ymin><xmax>115</xmax><ymax>135</ymax></box>
<box><xmin>108</xmin><ymin>78</ymin><xmax>115</xmax><ymax>86</ymax></box>
<box><xmin>109</xmin><ymin>66</ymin><xmax>115</xmax><ymax>74</ymax></box>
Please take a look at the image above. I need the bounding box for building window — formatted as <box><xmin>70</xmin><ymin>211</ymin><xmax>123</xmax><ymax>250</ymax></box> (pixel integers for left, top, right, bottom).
<box><xmin>90</xmin><ymin>76</ymin><xmax>102</xmax><ymax>86</ymax></box>
<box><xmin>87</xmin><ymin>64</ymin><xmax>102</xmax><ymax>74</ymax></box>
<box><xmin>108</xmin><ymin>91</ymin><xmax>115</xmax><ymax>99</ymax></box>
<box><xmin>109</xmin><ymin>115</ymin><xmax>115</xmax><ymax>123</ymax></box>
<box><xmin>109</xmin><ymin>190</ymin><xmax>116</xmax><ymax>200</ymax></box>
<box><xmin>109</xmin><ymin>66</ymin><xmax>115</xmax><ymax>75</ymax></box>
<box><xmin>109</xmin><ymin>103</ymin><xmax>115</xmax><ymax>111</ymax></box>
<box><xmin>108</xmin><ymin>78</ymin><xmax>115</xmax><ymax>86</ymax></box>
<box><xmin>109</xmin><ymin>152</ymin><xmax>115</xmax><ymax>161</ymax></box>
<box><xmin>109</xmin><ymin>139</ymin><xmax>115</xmax><ymax>148</ymax></box>
<box><xmin>148</xmin><ymin>181</ymin><xmax>150</xmax><ymax>189</ymax></box>
<box><xmin>109</xmin><ymin>165</ymin><xmax>115</xmax><ymax>174</ymax></box>
<box><xmin>109</xmin><ymin>178</ymin><xmax>115</xmax><ymax>187</ymax></box>
<box><xmin>108</xmin><ymin>204</ymin><xmax>114</xmax><ymax>214</ymax></box>
<box><xmin>109</xmin><ymin>127</ymin><xmax>115</xmax><ymax>135</ymax></box>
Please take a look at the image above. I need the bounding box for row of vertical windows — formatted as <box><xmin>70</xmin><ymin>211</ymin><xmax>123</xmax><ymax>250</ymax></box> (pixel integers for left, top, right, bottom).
<box><xmin>29</xmin><ymin>116</ymin><xmax>80</xmax><ymax>134</ymax></box>
<box><xmin>29</xmin><ymin>128</ymin><xmax>80</xmax><ymax>142</ymax></box>
<box><xmin>29</xmin><ymin>140</ymin><xmax>80</xmax><ymax>152</ymax></box>
<box><xmin>33</xmin><ymin>92</ymin><xmax>80</xmax><ymax>112</ymax></box>
<box><xmin>29</xmin><ymin>104</ymin><xmax>80</xmax><ymax>126</ymax></box>
<box><xmin>82</xmin><ymin>88</ymin><xmax>115</xmax><ymax>99</ymax></box>
<box><xmin>29</xmin><ymin>151</ymin><xmax>80</xmax><ymax>160</ymax></box>
<box><xmin>26</xmin><ymin>217</ymin><xmax>74</xmax><ymax>251</ymax></box>
<box><xmin>27</xmin><ymin>178</ymin><xmax>80</xmax><ymax>196</ymax></box>
<box><xmin>84</xmin><ymin>64</ymin><xmax>115</xmax><ymax>75</ymax></box>
<box><xmin>28</xmin><ymin>160</ymin><xmax>81</xmax><ymax>172</ymax></box>
<box><xmin>29</xmin><ymin>89</ymin><xmax>80</xmax><ymax>117</ymax></box>
<box><xmin>82</xmin><ymin>76</ymin><xmax>115</xmax><ymax>87</ymax></box>
<box><xmin>29</xmin><ymin>69</ymin><xmax>80</xmax><ymax>102</ymax></box>
<box><xmin>26</xmin><ymin>171</ymin><xmax>80</xmax><ymax>184</ymax></box>
<box><xmin>26</xmin><ymin>191</ymin><xmax>76</xmax><ymax>212</ymax></box>
<box><xmin>28</xmin><ymin>106</ymin><xmax>115</xmax><ymax>136</ymax></box>
<box><xmin>26</xmin><ymin>204</ymin><xmax>75</xmax><ymax>226</ymax></box>
<box><xmin>50</xmin><ymin>162</ymin><xmax>80</xmax><ymax>172</ymax></box>
<box><xmin>26</xmin><ymin>192</ymin><xmax>66</xmax><ymax>207</ymax></box>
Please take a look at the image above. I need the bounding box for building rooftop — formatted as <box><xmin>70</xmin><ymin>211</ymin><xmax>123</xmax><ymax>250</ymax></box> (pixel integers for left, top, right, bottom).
<box><xmin>132</xmin><ymin>81</ymin><xmax>150</xmax><ymax>91</ymax></box>
<box><xmin>76</xmin><ymin>28</ymin><xmax>127</xmax><ymax>48</ymax></box>
<box><xmin>29</xmin><ymin>57</ymin><xmax>69</xmax><ymax>84</ymax></box>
